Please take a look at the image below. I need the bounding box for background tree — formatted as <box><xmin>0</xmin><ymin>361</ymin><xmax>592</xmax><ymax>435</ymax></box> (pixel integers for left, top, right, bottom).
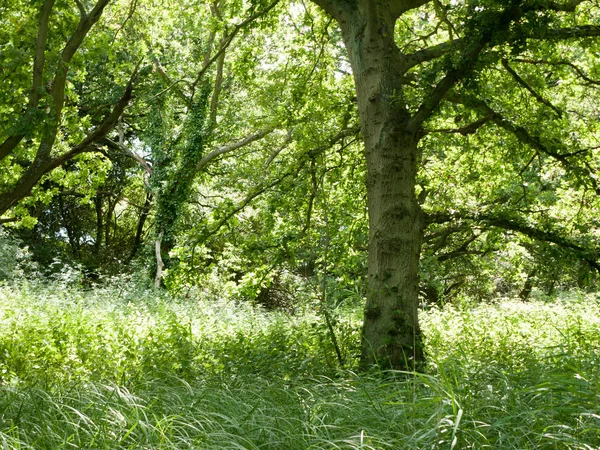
<box><xmin>0</xmin><ymin>0</ymin><xmax>141</xmax><ymax>217</ymax></box>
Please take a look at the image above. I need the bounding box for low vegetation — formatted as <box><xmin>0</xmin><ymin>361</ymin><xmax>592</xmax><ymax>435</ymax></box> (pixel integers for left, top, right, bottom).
<box><xmin>0</xmin><ymin>281</ymin><xmax>598</xmax><ymax>449</ymax></box>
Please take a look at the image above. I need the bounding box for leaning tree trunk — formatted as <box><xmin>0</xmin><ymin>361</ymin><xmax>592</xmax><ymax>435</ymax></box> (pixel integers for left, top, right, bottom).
<box><xmin>334</xmin><ymin>6</ymin><xmax>425</xmax><ymax>369</ymax></box>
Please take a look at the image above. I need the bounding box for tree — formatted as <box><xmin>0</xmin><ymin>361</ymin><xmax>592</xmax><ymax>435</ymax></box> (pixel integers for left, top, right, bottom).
<box><xmin>130</xmin><ymin>0</ymin><xmax>283</xmax><ymax>287</ymax></box>
<box><xmin>162</xmin><ymin>4</ymin><xmax>364</xmax><ymax>298</ymax></box>
<box><xmin>0</xmin><ymin>0</ymin><xmax>140</xmax><ymax>219</ymax></box>
<box><xmin>308</xmin><ymin>0</ymin><xmax>600</xmax><ymax>369</ymax></box>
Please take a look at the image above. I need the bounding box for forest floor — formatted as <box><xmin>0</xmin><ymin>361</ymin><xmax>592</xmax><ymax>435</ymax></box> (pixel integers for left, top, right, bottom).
<box><xmin>0</xmin><ymin>281</ymin><xmax>598</xmax><ymax>449</ymax></box>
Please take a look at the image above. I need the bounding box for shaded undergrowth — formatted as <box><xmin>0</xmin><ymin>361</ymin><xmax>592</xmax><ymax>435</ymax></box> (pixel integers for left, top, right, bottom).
<box><xmin>0</xmin><ymin>282</ymin><xmax>598</xmax><ymax>449</ymax></box>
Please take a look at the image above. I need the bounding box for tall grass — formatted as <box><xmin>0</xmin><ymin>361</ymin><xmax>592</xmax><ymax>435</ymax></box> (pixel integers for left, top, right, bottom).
<box><xmin>0</xmin><ymin>282</ymin><xmax>598</xmax><ymax>449</ymax></box>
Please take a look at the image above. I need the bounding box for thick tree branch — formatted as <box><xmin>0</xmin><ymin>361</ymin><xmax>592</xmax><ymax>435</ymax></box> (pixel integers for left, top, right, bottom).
<box><xmin>202</xmin><ymin>28</ymin><xmax>217</xmax><ymax>68</ymax></box>
<box><xmin>59</xmin><ymin>63</ymin><xmax>139</xmax><ymax>161</ymax></box>
<box><xmin>0</xmin><ymin>0</ymin><xmax>115</xmax><ymax>216</ymax></box>
<box><xmin>208</xmin><ymin>1</ymin><xmax>225</xmax><ymax>128</ymax></box>
<box><xmin>403</xmin><ymin>38</ymin><xmax>463</xmax><ymax>71</ymax></box>
<box><xmin>209</xmin><ymin>49</ymin><xmax>226</xmax><ymax>128</ymax></box>
<box><xmin>438</xmin><ymin>247</ymin><xmax>488</xmax><ymax>263</ymax></box>
<box><xmin>0</xmin><ymin>66</ymin><xmax>138</xmax><ymax>216</ymax></box>
<box><xmin>309</xmin><ymin>0</ymin><xmax>347</xmax><ymax>22</ymax></box>
<box><xmin>74</xmin><ymin>0</ymin><xmax>87</xmax><ymax>18</ymax></box>
<box><xmin>426</xmin><ymin>210</ymin><xmax>600</xmax><ymax>272</ymax></box>
<box><xmin>431</xmin><ymin>229</ymin><xmax>486</xmax><ymax>262</ymax></box>
<box><xmin>61</xmin><ymin>0</ymin><xmax>111</xmax><ymax>63</ymax></box>
<box><xmin>195</xmin><ymin>127</ymin><xmax>276</xmax><ymax>172</ymax></box>
<box><xmin>530</xmin><ymin>25</ymin><xmax>600</xmax><ymax>40</ymax></box>
<box><xmin>390</xmin><ymin>0</ymin><xmax>433</xmax><ymax>18</ymax></box>
<box><xmin>27</xmin><ymin>0</ymin><xmax>112</xmax><ymax>167</ymax></box>
<box><xmin>483</xmin><ymin>215</ymin><xmax>600</xmax><ymax>273</ymax></box>
<box><xmin>448</xmin><ymin>93</ymin><xmax>600</xmax><ymax>194</ymax></box>
<box><xmin>44</xmin><ymin>0</ymin><xmax>112</xmax><ymax>127</ymax></box>
<box><xmin>408</xmin><ymin>2</ymin><xmax>600</xmax><ymax>131</ymax></box>
<box><xmin>408</xmin><ymin>38</ymin><xmax>488</xmax><ymax>131</ymax></box>
<box><xmin>501</xmin><ymin>59</ymin><xmax>562</xmax><ymax>117</ymax></box>
<box><xmin>31</xmin><ymin>0</ymin><xmax>54</xmax><ymax>111</ymax></box>
<box><xmin>406</xmin><ymin>0</ymin><xmax>539</xmax><ymax>131</ymax></box>
<box><xmin>424</xmin><ymin>115</ymin><xmax>492</xmax><ymax>135</ymax></box>
<box><xmin>512</xmin><ymin>58</ymin><xmax>600</xmax><ymax>86</ymax></box>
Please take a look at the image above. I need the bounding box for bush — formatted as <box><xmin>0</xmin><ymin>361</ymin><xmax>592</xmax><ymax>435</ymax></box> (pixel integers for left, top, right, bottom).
<box><xmin>0</xmin><ymin>229</ymin><xmax>36</xmax><ymax>281</ymax></box>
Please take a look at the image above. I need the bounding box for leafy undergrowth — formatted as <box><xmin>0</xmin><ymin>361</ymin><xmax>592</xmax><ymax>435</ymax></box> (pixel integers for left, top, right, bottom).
<box><xmin>0</xmin><ymin>283</ymin><xmax>599</xmax><ymax>449</ymax></box>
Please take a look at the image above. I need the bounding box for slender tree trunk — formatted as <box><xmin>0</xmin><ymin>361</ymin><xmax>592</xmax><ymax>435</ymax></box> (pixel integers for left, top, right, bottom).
<box><xmin>105</xmin><ymin>197</ymin><xmax>116</xmax><ymax>247</ymax></box>
<box><xmin>336</xmin><ymin>7</ymin><xmax>424</xmax><ymax>369</ymax></box>
<box><xmin>94</xmin><ymin>192</ymin><xmax>103</xmax><ymax>253</ymax></box>
<box><xmin>520</xmin><ymin>268</ymin><xmax>537</xmax><ymax>301</ymax></box>
<box><xmin>128</xmin><ymin>192</ymin><xmax>152</xmax><ymax>261</ymax></box>
<box><xmin>154</xmin><ymin>231</ymin><xmax>165</xmax><ymax>288</ymax></box>
<box><xmin>58</xmin><ymin>194</ymin><xmax>80</xmax><ymax>258</ymax></box>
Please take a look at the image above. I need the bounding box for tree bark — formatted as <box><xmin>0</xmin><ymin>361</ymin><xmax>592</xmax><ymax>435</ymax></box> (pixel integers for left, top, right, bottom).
<box><xmin>520</xmin><ymin>269</ymin><xmax>537</xmax><ymax>301</ymax></box>
<box><xmin>329</xmin><ymin>4</ymin><xmax>424</xmax><ymax>369</ymax></box>
<box><xmin>104</xmin><ymin>196</ymin><xmax>116</xmax><ymax>248</ymax></box>
<box><xmin>310</xmin><ymin>0</ymin><xmax>510</xmax><ymax>369</ymax></box>
<box><xmin>58</xmin><ymin>193</ymin><xmax>80</xmax><ymax>258</ymax></box>
<box><xmin>0</xmin><ymin>0</ymin><xmax>55</xmax><ymax>161</ymax></box>
<box><xmin>154</xmin><ymin>231</ymin><xmax>165</xmax><ymax>288</ymax></box>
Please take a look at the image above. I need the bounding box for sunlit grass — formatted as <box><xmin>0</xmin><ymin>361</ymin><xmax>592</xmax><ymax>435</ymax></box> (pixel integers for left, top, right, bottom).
<box><xmin>0</xmin><ymin>282</ymin><xmax>598</xmax><ymax>449</ymax></box>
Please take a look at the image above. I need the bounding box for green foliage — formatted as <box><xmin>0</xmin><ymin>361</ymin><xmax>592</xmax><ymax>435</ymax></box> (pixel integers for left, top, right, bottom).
<box><xmin>3</xmin><ymin>0</ymin><xmax>600</xmax><ymax>387</ymax></box>
<box><xmin>0</xmin><ymin>230</ymin><xmax>36</xmax><ymax>281</ymax></box>
<box><xmin>0</xmin><ymin>280</ymin><xmax>356</xmax><ymax>385</ymax></box>
<box><xmin>0</xmin><ymin>283</ymin><xmax>599</xmax><ymax>448</ymax></box>
<box><xmin>151</xmin><ymin>87</ymin><xmax>210</xmax><ymax>240</ymax></box>
<box><xmin>4</xmin><ymin>0</ymin><xmax>598</xmax><ymax>305</ymax></box>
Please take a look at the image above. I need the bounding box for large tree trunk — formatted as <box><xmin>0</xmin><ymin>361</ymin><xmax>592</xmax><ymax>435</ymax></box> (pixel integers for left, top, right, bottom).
<box><xmin>335</xmin><ymin>6</ymin><xmax>425</xmax><ymax>369</ymax></box>
<box><xmin>361</xmin><ymin>131</ymin><xmax>424</xmax><ymax>369</ymax></box>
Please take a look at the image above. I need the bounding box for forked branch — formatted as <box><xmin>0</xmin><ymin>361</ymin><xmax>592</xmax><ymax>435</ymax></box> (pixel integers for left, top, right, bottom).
<box><xmin>0</xmin><ymin>0</ymin><xmax>55</xmax><ymax>161</ymax></box>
